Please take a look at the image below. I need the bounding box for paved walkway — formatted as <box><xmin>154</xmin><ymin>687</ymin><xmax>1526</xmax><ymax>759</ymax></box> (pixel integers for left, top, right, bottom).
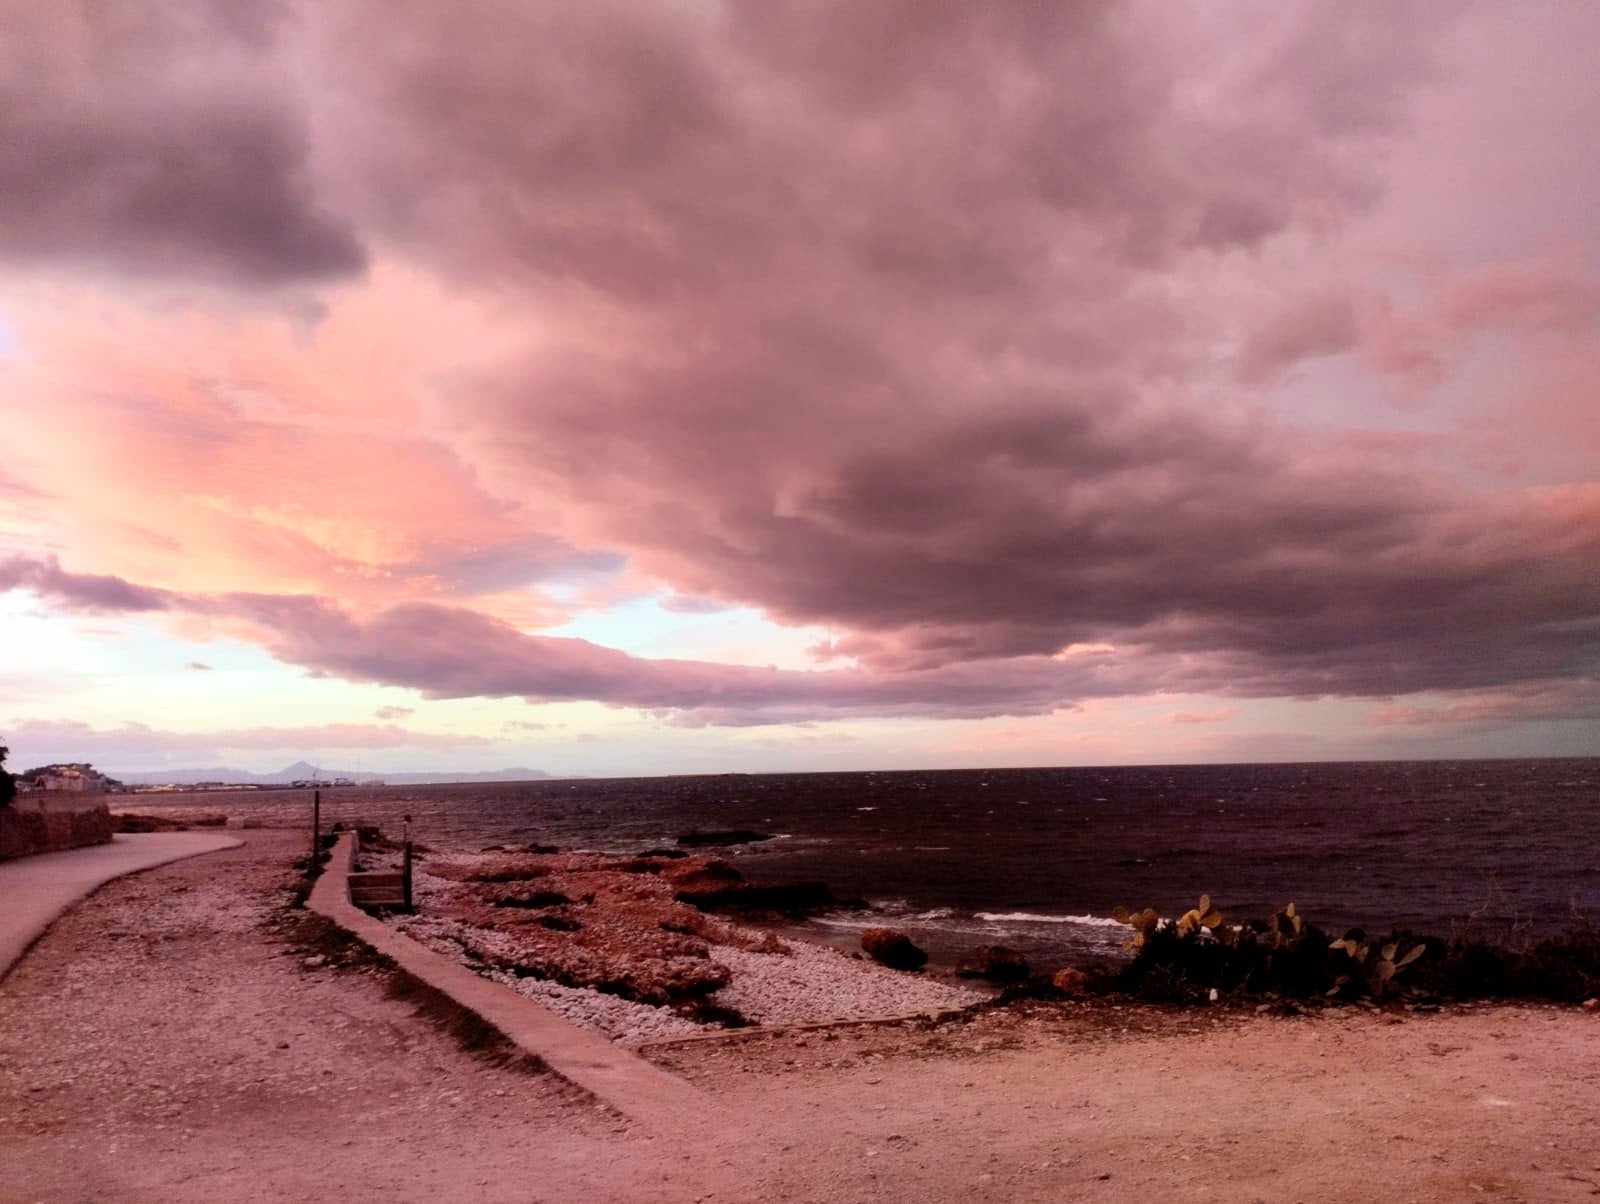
<box><xmin>0</xmin><ymin>833</ymin><xmax>242</xmax><ymax>980</ymax></box>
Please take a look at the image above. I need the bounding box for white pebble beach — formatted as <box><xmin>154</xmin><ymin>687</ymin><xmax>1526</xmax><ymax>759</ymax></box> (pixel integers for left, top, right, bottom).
<box><xmin>386</xmin><ymin>861</ymin><xmax>986</xmax><ymax>1045</ymax></box>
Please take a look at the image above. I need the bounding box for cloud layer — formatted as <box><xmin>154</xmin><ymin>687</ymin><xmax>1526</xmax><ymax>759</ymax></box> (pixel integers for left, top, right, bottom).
<box><xmin>6</xmin><ymin>718</ymin><xmax>496</xmax><ymax>770</ymax></box>
<box><xmin>3</xmin><ymin>552</ymin><xmax>1595</xmax><ymax>729</ymax></box>
<box><xmin>1</xmin><ymin>2</ymin><xmax>1596</xmax><ymax>750</ymax></box>
<box><xmin>0</xmin><ymin>2</ymin><xmax>363</xmax><ymax>285</ymax></box>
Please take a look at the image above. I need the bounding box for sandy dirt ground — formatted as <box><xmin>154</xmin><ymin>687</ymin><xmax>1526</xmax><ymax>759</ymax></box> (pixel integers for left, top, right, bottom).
<box><xmin>3</xmin><ymin>830</ymin><xmax>1598</xmax><ymax>1203</ymax></box>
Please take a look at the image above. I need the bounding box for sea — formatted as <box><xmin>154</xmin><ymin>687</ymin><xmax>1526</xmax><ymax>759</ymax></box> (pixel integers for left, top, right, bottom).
<box><xmin>124</xmin><ymin>758</ymin><xmax>1600</xmax><ymax>969</ymax></box>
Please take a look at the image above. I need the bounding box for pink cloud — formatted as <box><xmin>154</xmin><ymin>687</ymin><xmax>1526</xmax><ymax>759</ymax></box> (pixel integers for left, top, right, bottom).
<box><xmin>1167</xmin><ymin>709</ymin><xmax>1236</xmax><ymax>726</ymax></box>
<box><xmin>4</xmin><ymin>551</ymin><xmax>1597</xmax><ymax>730</ymax></box>
<box><xmin>1438</xmin><ymin>264</ymin><xmax>1600</xmax><ymax>338</ymax></box>
<box><xmin>1370</xmin><ymin>683</ymin><xmax>1600</xmax><ymax>729</ymax></box>
<box><xmin>658</xmin><ymin>594</ymin><xmax>733</xmax><ymax>615</ymax></box>
<box><xmin>6</xmin><ymin>719</ymin><xmax>499</xmax><ymax>767</ymax></box>
<box><xmin>0</xmin><ymin>277</ymin><xmax>609</xmax><ymax>617</ymax></box>
<box><xmin>0</xmin><ymin>553</ymin><xmax>171</xmax><ymax>613</ymax></box>
<box><xmin>1235</xmin><ymin>292</ymin><xmax>1361</xmax><ymax>384</ymax></box>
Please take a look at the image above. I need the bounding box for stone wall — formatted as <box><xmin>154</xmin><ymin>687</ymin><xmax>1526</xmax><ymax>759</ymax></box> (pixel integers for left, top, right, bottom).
<box><xmin>0</xmin><ymin>795</ymin><xmax>114</xmax><ymax>861</ymax></box>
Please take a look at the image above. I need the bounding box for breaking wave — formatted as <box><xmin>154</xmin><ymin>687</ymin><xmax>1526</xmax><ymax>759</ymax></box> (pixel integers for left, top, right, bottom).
<box><xmin>975</xmin><ymin>911</ymin><xmax>1128</xmax><ymax>928</ymax></box>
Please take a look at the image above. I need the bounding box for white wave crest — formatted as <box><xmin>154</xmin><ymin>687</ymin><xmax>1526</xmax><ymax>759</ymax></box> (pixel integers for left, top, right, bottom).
<box><xmin>974</xmin><ymin>911</ymin><xmax>1129</xmax><ymax>928</ymax></box>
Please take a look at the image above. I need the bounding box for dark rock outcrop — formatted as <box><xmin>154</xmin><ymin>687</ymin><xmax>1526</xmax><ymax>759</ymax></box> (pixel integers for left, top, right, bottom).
<box><xmin>675</xmin><ymin>880</ymin><xmax>837</xmax><ymax>916</ymax></box>
<box><xmin>676</xmin><ymin>829</ymin><xmax>774</xmax><ymax>847</ymax></box>
<box><xmin>861</xmin><ymin>927</ymin><xmax>928</xmax><ymax>971</ymax></box>
<box><xmin>662</xmin><ymin>859</ymin><xmax>744</xmax><ymax>892</ymax></box>
<box><xmin>957</xmin><ymin>944</ymin><xmax>1031</xmax><ymax>982</ymax></box>
<box><xmin>423</xmin><ymin>848</ymin><xmax>778</xmax><ymax>1007</ymax></box>
<box><xmin>492</xmin><ymin>889</ymin><xmax>573</xmax><ymax>909</ymax></box>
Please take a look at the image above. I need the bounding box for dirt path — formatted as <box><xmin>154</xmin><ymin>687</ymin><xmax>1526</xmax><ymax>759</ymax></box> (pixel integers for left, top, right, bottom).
<box><xmin>0</xmin><ymin>832</ymin><xmax>677</xmax><ymax>1203</ymax></box>
<box><xmin>649</xmin><ymin>1001</ymin><xmax>1600</xmax><ymax>1202</ymax></box>
<box><xmin>3</xmin><ymin>830</ymin><xmax>1598</xmax><ymax>1203</ymax></box>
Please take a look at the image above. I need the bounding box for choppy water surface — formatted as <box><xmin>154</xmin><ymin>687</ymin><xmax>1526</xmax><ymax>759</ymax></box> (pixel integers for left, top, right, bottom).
<box><xmin>130</xmin><ymin>759</ymin><xmax>1599</xmax><ymax>966</ymax></box>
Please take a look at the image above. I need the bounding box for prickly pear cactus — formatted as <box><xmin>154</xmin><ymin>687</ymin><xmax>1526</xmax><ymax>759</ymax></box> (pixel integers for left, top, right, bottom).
<box><xmin>1366</xmin><ymin>940</ymin><xmax>1426</xmax><ymax>997</ymax></box>
<box><xmin>1111</xmin><ymin>904</ymin><xmax>1161</xmax><ymax>949</ymax></box>
<box><xmin>1262</xmin><ymin>902</ymin><xmax>1306</xmax><ymax>950</ymax></box>
<box><xmin>1176</xmin><ymin>894</ymin><xmax>1225</xmax><ymax>936</ymax></box>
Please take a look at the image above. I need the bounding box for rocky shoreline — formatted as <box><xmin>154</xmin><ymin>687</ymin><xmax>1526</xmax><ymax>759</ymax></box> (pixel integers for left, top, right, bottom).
<box><xmin>366</xmin><ymin>842</ymin><xmax>987</xmax><ymax>1045</ymax></box>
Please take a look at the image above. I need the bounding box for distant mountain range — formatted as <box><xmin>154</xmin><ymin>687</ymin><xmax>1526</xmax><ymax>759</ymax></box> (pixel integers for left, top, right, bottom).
<box><xmin>111</xmin><ymin>760</ymin><xmax>556</xmax><ymax>787</ymax></box>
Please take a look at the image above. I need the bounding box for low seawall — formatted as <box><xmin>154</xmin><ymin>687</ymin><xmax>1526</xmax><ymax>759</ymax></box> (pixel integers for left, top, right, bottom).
<box><xmin>0</xmin><ymin>795</ymin><xmax>114</xmax><ymax>861</ymax></box>
<box><xmin>309</xmin><ymin>833</ymin><xmax>728</xmax><ymax>1135</ymax></box>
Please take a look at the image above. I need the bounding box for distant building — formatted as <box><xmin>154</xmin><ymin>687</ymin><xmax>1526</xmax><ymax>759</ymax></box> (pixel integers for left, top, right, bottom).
<box><xmin>17</xmin><ymin>763</ymin><xmax>125</xmax><ymax>794</ymax></box>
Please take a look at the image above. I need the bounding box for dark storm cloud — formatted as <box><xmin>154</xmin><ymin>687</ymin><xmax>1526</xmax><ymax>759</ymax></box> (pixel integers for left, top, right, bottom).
<box><xmin>0</xmin><ymin>1</ymin><xmax>363</xmax><ymax>284</ymax></box>
<box><xmin>308</xmin><ymin>0</ymin><xmax>1589</xmax><ymax>714</ymax></box>
<box><xmin>0</xmin><ymin>554</ymin><xmax>173</xmax><ymax>613</ymax></box>
<box><xmin>3</xmin><ymin>552</ymin><xmax>1595</xmax><ymax>726</ymax></box>
<box><xmin>7</xmin><ymin>1</ymin><xmax>1595</xmax><ymax>730</ymax></box>
<box><xmin>299</xmin><ymin>0</ymin><xmax>1600</xmax><ymax>701</ymax></box>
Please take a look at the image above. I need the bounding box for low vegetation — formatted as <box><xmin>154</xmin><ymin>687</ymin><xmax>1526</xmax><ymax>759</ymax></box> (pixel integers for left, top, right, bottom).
<box><xmin>1108</xmin><ymin>895</ymin><xmax>1600</xmax><ymax>1007</ymax></box>
<box><xmin>285</xmin><ymin>836</ymin><xmax>338</xmax><ymax>908</ymax></box>
<box><xmin>112</xmin><ymin>812</ymin><xmax>228</xmax><ymax>832</ymax></box>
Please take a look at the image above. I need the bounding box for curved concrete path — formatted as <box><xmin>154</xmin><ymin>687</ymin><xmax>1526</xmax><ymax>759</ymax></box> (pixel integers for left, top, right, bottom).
<box><xmin>0</xmin><ymin>832</ymin><xmax>243</xmax><ymax>981</ymax></box>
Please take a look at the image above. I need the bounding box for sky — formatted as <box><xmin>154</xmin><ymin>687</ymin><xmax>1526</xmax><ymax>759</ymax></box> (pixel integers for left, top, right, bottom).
<box><xmin>1</xmin><ymin>1</ymin><xmax>1597</xmax><ymax>778</ymax></box>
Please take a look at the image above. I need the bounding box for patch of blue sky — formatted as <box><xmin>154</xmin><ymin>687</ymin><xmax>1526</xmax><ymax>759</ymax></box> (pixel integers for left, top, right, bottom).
<box><xmin>548</xmin><ymin>593</ymin><xmax>833</xmax><ymax>670</ymax></box>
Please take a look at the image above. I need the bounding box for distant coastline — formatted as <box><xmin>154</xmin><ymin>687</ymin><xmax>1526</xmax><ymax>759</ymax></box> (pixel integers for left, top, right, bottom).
<box><xmin>109</xmin><ymin>759</ymin><xmax>562</xmax><ymax>789</ymax></box>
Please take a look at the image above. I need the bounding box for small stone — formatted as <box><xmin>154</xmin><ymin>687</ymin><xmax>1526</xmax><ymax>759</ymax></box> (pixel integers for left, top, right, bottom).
<box><xmin>1581</xmin><ymin>998</ymin><xmax>1598</xmax><ymax>1012</ymax></box>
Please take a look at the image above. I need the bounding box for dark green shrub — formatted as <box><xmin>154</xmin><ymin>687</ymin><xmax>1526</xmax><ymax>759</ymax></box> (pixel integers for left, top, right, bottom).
<box><xmin>1112</xmin><ymin>894</ymin><xmax>1599</xmax><ymax>1007</ymax></box>
<box><xmin>1112</xmin><ymin>899</ymin><xmax>1430</xmax><ymax>1004</ymax></box>
<box><xmin>1410</xmin><ymin>927</ymin><xmax>1600</xmax><ymax>1003</ymax></box>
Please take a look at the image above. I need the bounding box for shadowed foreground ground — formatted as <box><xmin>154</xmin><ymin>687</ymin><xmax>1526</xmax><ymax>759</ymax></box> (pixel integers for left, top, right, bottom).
<box><xmin>3</xmin><ymin>830</ymin><xmax>1598</xmax><ymax>1203</ymax></box>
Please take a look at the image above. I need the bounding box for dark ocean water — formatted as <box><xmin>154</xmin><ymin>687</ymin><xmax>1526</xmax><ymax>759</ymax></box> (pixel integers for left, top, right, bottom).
<box><xmin>128</xmin><ymin>758</ymin><xmax>1600</xmax><ymax>968</ymax></box>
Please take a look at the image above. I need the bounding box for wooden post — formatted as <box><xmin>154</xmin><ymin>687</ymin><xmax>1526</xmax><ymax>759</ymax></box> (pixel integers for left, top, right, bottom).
<box><xmin>311</xmin><ymin>788</ymin><xmax>321</xmax><ymax>861</ymax></box>
<box><xmin>401</xmin><ymin>812</ymin><xmax>413</xmax><ymax>912</ymax></box>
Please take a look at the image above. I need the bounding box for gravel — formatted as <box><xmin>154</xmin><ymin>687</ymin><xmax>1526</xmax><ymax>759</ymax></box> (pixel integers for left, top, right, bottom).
<box><xmin>385</xmin><ymin>859</ymin><xmax>986</xmax><ymax>1045</ymax></box>
<box><xmin>710</xmin><ymin>944</ymin><xmax>983</xmax><ymax>1027</ymax></box>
